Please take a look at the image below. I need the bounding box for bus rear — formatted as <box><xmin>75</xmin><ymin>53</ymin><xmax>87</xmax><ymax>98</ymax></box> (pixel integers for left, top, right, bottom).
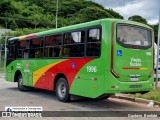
<box><xmin>108</xmin><ymin>21</ymin><xmax>154</xmax><ymax>94</ymax></box>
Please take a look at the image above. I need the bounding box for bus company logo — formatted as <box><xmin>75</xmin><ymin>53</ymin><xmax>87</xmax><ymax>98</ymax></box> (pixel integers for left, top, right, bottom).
<box><xmin>117</xmin><ymin>50</ymin><xmax>122</xmax><ymax>56</ymax></box>
<box><xmin>2</xmin><ymin>107</ymin><xmax>13</xmax><ymax>117</ymax></box>
<box><xmin>2</xmin><ymin>106</ymin><xmax>43</xmax><ymax>117</ymax></box>
<box><xmin>25</xmin><ymin>62</ymin><xmax>30</xmax><ymax>68</ymax></box>
<box><xmin>5</xmin><ymin>107</ymin><xmax>13</xmax><ymax>112</ymax></box>
<box><xmin>72</xmin><ymin>62</ymin><xmax>76</xmax><ymax>68</ymax></box>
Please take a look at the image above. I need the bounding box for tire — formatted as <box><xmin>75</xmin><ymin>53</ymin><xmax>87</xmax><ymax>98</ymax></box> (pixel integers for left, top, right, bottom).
<box><xmin>55</xmin><ymin>78</ymin><xmax>70</xmax><ymax>102</ymax></box>
<box><xmin>17</xmin><ymin>74</ymin><xmax>26</xmax><ymax>91</ymax></box>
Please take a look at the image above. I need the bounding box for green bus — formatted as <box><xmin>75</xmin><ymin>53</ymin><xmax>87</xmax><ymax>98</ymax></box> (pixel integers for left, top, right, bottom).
<box><xmin>6</xmin><ymin>19</ymin><xmax>154</xmax><ymax>102</ymax></box>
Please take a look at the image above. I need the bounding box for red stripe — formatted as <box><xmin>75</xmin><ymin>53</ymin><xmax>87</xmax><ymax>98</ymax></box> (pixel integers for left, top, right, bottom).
<box><xmin>26</xmin><ymin>34</ymin><xmax>36</xmax><ymax>39</ymax></box>
<box><xmin>34</xmin><ymin>58</ymin><xmax>94</xmax><ymax>90</ymax></box>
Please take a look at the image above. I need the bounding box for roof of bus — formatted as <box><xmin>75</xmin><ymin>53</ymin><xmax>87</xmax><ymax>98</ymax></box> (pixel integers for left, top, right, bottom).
<box><xmin>9</xmin><ymin>18</ymin><xmax>152</xmax><ymax>41</ymax></box>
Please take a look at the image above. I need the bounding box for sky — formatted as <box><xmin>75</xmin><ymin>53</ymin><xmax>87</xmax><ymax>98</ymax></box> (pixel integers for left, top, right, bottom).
<box><xmin>92</xmin><ymin>0</ymin><xmax>159</xmax><ymax>24</ymax></box>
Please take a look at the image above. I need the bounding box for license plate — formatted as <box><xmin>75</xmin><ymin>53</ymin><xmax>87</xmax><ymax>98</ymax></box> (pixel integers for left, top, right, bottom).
<box><xmin>129</xmin><ymin>85</ymin><xmax>142</xmax><ymax>88</ymax></box>
<box><xmin>130</xmin><ymin>77</ymin><xmax>138</xmax><ymax>81</ymax></box>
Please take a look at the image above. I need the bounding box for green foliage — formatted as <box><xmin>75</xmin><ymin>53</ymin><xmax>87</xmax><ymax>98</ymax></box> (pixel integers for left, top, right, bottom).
<box><xmin>73</xmin><ymin>6</ymin><xmax>114</xmax><ymax>24</ymax></box>
<box><xmin>0</xmin><ymin>0</ymin><xmax>123</xmax><ymax>30</ymax></box>
<box><xmin>10</xmin><ymin>20</ymin><xmax>18</xmax><ymax>30</ymax></box>
<box><xmin>151</xmin><ymin>24</ymin><xmax>159</xmax><ymax>43</ymax></box>
<box><xmin>128</xmin><ymin>15</ymin><xmax>148</xmax><ymax>24</ymax></box>
<box><xmin>106</xmin><ymin>9</ymin><xmax>123</xmax><ymax>19</ymax></box>
<box><xmin>4</xmin><ymin>28</ymin><xmax>50</xmax><ymax>37</ymax></box>
<box><xmin>0</xmin><ymin>0</ymin><xmax>157</xmax><ymax>44</ymax></box>
<box><xmin>129</xmin><ymin>87</ymin><xmax>160</xmax><ymax>102</ymax></box>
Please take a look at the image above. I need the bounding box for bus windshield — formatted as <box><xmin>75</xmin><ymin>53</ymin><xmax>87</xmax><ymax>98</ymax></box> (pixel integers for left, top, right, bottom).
<box><xmin>117</xmin><ymin>25</ymin><xmax>152</xmax><ymax>49</ymax></box>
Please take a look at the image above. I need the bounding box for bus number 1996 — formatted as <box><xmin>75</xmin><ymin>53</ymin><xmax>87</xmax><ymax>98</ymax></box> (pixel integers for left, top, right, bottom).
<box><xmin>87</xmin><ymin>66</ymin><xmax>97</xmax><ymax>72</ymax></box>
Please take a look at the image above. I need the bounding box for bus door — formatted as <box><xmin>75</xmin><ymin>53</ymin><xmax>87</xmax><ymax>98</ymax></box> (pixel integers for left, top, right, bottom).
<box><xmin>6</xmin><ymin>44</ymin><xmax>16</xmax><ymax>81</ymax></box>
<box><xmin>23</xmin><ymin>61</ymin><xmax>33</xmax><ymax>87</ymax></box>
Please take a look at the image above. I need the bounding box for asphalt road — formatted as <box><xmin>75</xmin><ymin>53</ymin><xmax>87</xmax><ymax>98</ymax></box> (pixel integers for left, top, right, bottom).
<box><xmin>0</xmin><ymin>75</ymin><xmax>160</xmax><ymax>119</ymax></box>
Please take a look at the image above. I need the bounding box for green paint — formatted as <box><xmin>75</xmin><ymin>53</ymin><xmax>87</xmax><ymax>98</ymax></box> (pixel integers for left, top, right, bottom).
<box><xmin>6</xmin><ymin>19</ymin><xmax>154</xmax><ymax>99</ymax></box>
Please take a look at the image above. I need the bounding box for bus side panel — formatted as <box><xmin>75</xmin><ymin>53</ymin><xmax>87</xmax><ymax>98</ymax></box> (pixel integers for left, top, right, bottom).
<box><xmin>6</xmin><ymin>61</ymin><xmax>20</xmax><ymax>82</ymax></box>
<box><xmin>6</xmin><ymin>64</ymin><xmax>14</xmax><ymax>82</ymax></box>
<box><xmin>23</xmin><ymin>71</ymin><xmax>33</xmax><ymax>87</ymax></box>
<box><xmin>70</xmin><ymin>59</ymin><xmax>104</xmax><ymax>98</ymax></box>
<box><xmin>70</xmin><ymin>22</ymin><xmax>113</xmax><ymax>98</ymax></box>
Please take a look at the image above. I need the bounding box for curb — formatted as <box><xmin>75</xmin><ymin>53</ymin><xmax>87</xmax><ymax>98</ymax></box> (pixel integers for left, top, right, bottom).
<box><xmin>112</xmin><ymin>94</ymin><xmax>160</xmax><ymax>106</ymax></box>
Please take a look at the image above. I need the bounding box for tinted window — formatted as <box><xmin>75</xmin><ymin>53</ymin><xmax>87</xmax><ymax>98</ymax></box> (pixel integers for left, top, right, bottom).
<box><xmin>62</xmin><ymin>31</ymin><xmax>85</xmax><ymax>57</ymax></box>
<box><xmin>86</xmin><ymin>28</ymin><xmax>101</xmax><ymax>57</ymax></box>
<box><xmin>44</xmin><ymin>34</ymin><xmax>62</xmax><ymax>58</ymax></box>
<box><xmin>17</xmin><ymin>40</ymin><xmax>29</xmax><ymax>58</ymax></box>
<box><xmin>45</xmin><ymin>34</ymin><xmax>62</xmax><ymax>46</ymax></box>
<box><xmin>29</xmin><ymin>38</ymin><xmax>44</xmax><ymax>58</ymax></box>
<box><xmin>63</xmin><ymin>44</ymin><xmax>84</xmax><ymax>57</ymax></box>
<box><xmin>8</xmin><ymin>45</ymin><xmax>15</xmax><ymax>58</ymax></box>
<box><xmin>44</xmin><ymin>47</ymin><xmax>62</xmax><ymax>58</ymax></box>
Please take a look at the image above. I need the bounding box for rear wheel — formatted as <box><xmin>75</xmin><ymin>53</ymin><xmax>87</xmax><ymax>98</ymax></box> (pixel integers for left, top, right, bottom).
<box><xmin>17</xmin><ymin>74</ymin><xmax>26</xmax><ymax>91</ymax></box>
<box><xmin>55</xmin><ymin>78</ymin><xmax>70</xmax><ymax>102</ymax></box>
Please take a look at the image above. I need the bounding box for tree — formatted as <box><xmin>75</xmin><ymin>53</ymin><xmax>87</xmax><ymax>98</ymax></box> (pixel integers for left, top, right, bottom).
<box><xmin>128</xmin><ymin>15</ymin><xmax>147</xmax><ymax>24</ymax></box>
<box><xmin>151</xmin><ymin>24</ymin><xmax>159</xmax><ymax>43</ymax></box>
<box><xmin>72</xmin><ymin>6</ymin><xmax>113</xmax><ymax>24</ymax></box>
<box><xmin>0</xmin><ymin>0</ymin><xmax>126</xmax><ymax>29</ymax></box>
<box><xmin>10</xmin><ymin>20</ymin><xmax>18</xmax><ymax>30</ymax></box>
<box><xmin>106</xmin><ymin>9</ymin><xmax>123</xmax><ymax>19</ymax></box>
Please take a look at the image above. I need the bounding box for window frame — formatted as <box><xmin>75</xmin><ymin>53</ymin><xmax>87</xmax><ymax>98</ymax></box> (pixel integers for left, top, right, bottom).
<box><xmin>116</xmin><ymin>23</ymin><xmax>152</xmax><ymax>50</ymax></box>
<box><xmin>14</xmin><ymin>25</ymin><xmax>102</xmax><ymax>60</ymax></box>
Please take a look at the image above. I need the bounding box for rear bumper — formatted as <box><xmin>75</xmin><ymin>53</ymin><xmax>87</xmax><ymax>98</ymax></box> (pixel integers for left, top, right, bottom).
<box><xmin>118</xmin><ymin>80</ymin><xmax>153</xmax><ymax>93</ymax></box>
<box><xmin>104</xmin><ymin>73</ymin><xmax>154</xmax><ymax>94</ymax></box>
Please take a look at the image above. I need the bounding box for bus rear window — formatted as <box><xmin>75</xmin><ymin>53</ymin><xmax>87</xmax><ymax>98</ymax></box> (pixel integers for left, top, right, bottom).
<box><xmin>117</xmin><ymin>25</ymin><xmax>152</xmax><ymax>49</ymax></box>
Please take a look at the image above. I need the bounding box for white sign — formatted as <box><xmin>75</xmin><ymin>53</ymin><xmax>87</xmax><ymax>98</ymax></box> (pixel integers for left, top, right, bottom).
<box><xmin>130</xmin><ymin>58</ymin><xmax>142</xmax><ymax>67</ymax></box>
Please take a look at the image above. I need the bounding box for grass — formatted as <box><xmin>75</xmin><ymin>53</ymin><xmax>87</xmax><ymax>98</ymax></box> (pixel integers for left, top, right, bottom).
<box><xmin>129</xmin><ymin>87</ymin><xmax>160</xmax><ymax>102</ymax></box>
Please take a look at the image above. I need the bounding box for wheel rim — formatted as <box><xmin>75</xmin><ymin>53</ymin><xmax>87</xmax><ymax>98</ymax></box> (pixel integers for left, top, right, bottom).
<box><xmin>57</xmin><ymin>82</ymin><xmax>66</xmax><ymax>98</ymax></box>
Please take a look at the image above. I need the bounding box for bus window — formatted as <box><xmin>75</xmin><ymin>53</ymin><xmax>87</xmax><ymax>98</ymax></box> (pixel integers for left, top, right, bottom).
<box><xmin>17</xmin><ymin>40</ymin><xmax>29</xmax><ymax>58</ymax></box>
<box><xmin>117</xmin><ymin>25</ymin><xmax>152</xmax><ymax>49</ymax></box>
<box><xmin>29</xmin><ymin>37</ymin><xmax>44</xmax><ymax>58</ymax></box>
<box><xmin>62</xmin><ymin>31</ymin><xmax>85</xmax><ymax>57</ymax></box>
<box><xmin>8</xmin><ymin>45</ymin><xmax>15</xmax><ymax>59</ymax></box>
<box><xmin>86</xmin><ymin>28</ymin><xmax>101</xmax><ymax>57</ymax></box>
<box><xmin>45</xmin><ymin>34</ymin><xmax>62</xmax><ymax>58</ymax></box>
<box><xmin>45</xmin><ymin>34</ymin><xmax>62</xmax><ymax>46</ymax></box>
<box><xmin>44</xmin><ymin>47</ymin><xmax>62</xmax><ymax>58</ymax></box>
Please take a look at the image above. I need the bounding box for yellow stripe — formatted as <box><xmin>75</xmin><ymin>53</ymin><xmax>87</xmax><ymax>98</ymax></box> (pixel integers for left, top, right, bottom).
<box><xmin>140</xmin><ymin>68</ymin><xmax>148</xmax><ymax>70</ymax></box>
<box><xmin>33</xmin><ymin>61</ymin><xmax>64</xmax><ymax>85</ymax></box>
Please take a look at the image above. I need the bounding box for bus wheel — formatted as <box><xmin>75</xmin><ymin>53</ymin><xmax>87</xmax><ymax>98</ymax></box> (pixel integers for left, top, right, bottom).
<box><xmin>17</xmin><ymin>74</ymin><xmax>26</xmax><ymax>91</ymax></box>
<box><xmin>55</xmin><ymin>78</ymin><xmax>70</xmax><ymax>102</ymax></box>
